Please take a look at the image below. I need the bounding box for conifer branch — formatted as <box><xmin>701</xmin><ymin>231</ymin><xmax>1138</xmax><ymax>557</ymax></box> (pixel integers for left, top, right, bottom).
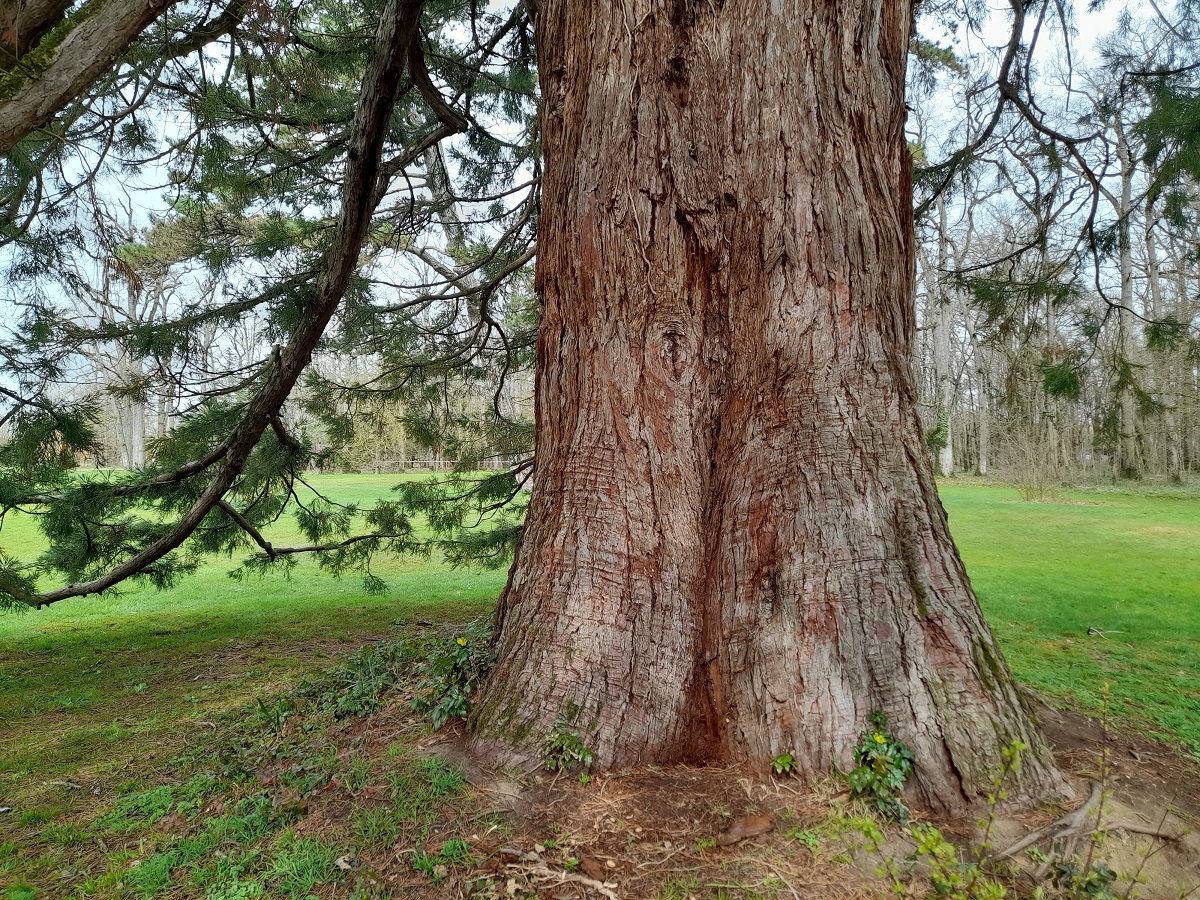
<box><xmin>20</xmin><ymin>0</ymin><xmax>429</xmax><ymax>607</ymax></box>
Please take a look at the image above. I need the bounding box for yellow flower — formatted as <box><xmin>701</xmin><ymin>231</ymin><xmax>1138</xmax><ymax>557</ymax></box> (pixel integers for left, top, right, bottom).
<box><xmin>872</xmin><ymin>733</ymin><xmax>886</xmax><ymax>744</ymax></box>
<box><xmin>456</xmin><ymin>636</ymin><xmax>468</xmax><ymax>646</ymax></box>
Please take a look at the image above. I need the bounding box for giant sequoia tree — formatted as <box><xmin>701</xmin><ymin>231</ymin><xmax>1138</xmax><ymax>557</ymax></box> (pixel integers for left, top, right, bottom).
<box><xmin>0</xmin><ymin>0</ymin><xmax>1072</xmax><ymax>814</ymax></box>
<box><xmin>467</xmin><ymin>0</ymin><xmax>1064</xmax><ymax>813</ymax></box>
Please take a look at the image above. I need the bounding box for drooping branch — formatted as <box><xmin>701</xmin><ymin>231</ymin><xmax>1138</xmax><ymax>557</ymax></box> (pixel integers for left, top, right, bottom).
<box><xmin>23</xmin><ymin>0</ymin><xmax>429</xmax><ymax>607</ymax></box>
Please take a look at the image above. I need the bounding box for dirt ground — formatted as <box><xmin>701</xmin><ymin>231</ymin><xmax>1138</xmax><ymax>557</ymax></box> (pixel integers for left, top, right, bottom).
<box><xmin>296</xmin><ymin>695</ymin><xmax>1200</xmax><ymax>900</ymax></box>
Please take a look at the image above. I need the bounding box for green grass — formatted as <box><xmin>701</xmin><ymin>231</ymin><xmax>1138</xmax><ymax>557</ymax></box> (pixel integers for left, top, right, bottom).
<box><xmin>0</xmin><ymin>475</ymin><xmax>1197</xmax><ymax>897</ymax></box>
<box><xmin>2</xmin><ymin>474</ymin><xmax>1197</xmax><ymax>760</ymax></box>
<box><xmin>0</xmin><ymin>474</ymin><xmax>504</xmax><ymax>844</ymax></box>
<box><xmin>940</xmin><ymin>481</ymin><xmax>1200</xmax><ymax>752</ymax></box>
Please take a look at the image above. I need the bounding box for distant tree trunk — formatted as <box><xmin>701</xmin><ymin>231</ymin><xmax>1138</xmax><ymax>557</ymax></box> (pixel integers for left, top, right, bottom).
<box><xmin>471</xmin><ymin>0</ymin><xmax>1064</xmax><ymax>815</ymax></box>
<box><xmin>1114</xmin><ymin>128</ymin><xmax>1141</xmax><ymax>479</ymax></box>
<box><xmin>932</xmin><ymin>199</ymin><xmax>955</xmax><ymax>476</ymax></box>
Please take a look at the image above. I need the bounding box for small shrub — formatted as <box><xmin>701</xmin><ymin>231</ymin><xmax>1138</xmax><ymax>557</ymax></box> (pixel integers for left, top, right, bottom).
<box><xmin>411</xmin><ymin>621</ymin><xmax>495</xmax><ymax>728</ymax></box>
<box><xmin>905</xmin><ymin>824</ymin><xmax>1008</xmax><ymax>899</ymax></box>
<box><xmin>542</xmin><ymin>719</ymin><xmax>594</xmax><ymax>772</ymax></box>
<box><xmin>847</xmin><ymin>711</ymin><xmax>914</xmax><ymax>822</ymax></box>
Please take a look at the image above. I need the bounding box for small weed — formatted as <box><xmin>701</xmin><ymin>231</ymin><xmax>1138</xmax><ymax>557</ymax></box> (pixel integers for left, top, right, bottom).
<box><xmin>388</xmin><ymin>772</ymin><xmax>432</xmax><ymax>823</ymax></box>
<box><xmin>656</xmin><ymin>876</ymin><xmax>703</xmax><ymax>900</ymax></box>
<box><xmin>439</xmin><ymin>838</ymin><xmax>473</xmax><ymax>865</ymax></box>
<box><xmin>1049</xmin><ymin>858</ymin><xmax>1119</xmax><ymax>897</ymax></box>
<box><xmin>298</xmin><ymin>640</ymin><xmax>421</xmax><ymax>719</ymax></box>
<box><xmin>693</xmin><ymin>836</ymin><xmax>718</xmax><ymax>852</ymax></box>
<box><xmin>255</xmin><ymin>697</ymin><xmax>297</xmax><ymax>734</ymax></box>
<box><xmin>16</xmin><ymin>809</ymin><xmax>59</xmax><ymax>828</ymax></box>
<box><xmin>96</xmin><ymin>784</ymin><xmax>177</xmax><ymax>833</ymax></box>
<box><xmin>190</xmin><ymin>848</ymin><xmax>264</xmax><ymax>893</ymax></box>
<box><xmin>847</xmin><ymin>711</ymin><xmax>914</xmax><ymax>822</ymax></box>
<box><xmin>542</xmin><ymin>719</ymin><xmax>594</xmax><ymax>772</ymax></box>
<box><xmin>772</xmin><ymin>751</ymin><xmax>797</xmax><ymax>775</ymax></box>
<box><xmin>40</xmin><ymin>822</ymin><xmax>90</xmax><ymax>846</ymax></box>
<box><xmin>266</xmin><ymin>833</ymin><xmax>339</xmax><ymax>898</ymax></box>
<box><xmin>126</xmin><ymin>850</ymin><xmax>180</xmax><ymax>898</ymax></box>
<box><xmin>422</xmin><ymin>757</ymin><xmax>464</xmax><ymax>796</ymax></box>
<box><xmin>344</xmin><ymin>758</ymin><xmax>372</xmax><ymax>792</ymax></box>
<box><xmin>411</xmin><ymin>620</ymin><xmax>494</xmax><ymax>728</ymax></box>
<box><xmin>411</xmin><ymin>848</ymin><xmax>444</xmax><ymax>882</ymax></box>
<box><xmin>786</xmin><ymin>826</ymin><xmax>821</xmax><ymax>852</ymax></box>
<box><xmin>411</xmin><ymin>838</ymin><xmax>474</xmax><ymax>883</ymax></box>
<box><xmin>352</xmin><ymin>806</ymin><xmax>400</xmax><ymax>851</ymax></box>
<box><xmin>3</xmin><ymin>884</ymin><xmax>37</xmax><ymax>900</ymax></box>
<box><xmin>205</xmin><ymin>881</ymin><xmax>266</xmax><ymax>900</ymax></box>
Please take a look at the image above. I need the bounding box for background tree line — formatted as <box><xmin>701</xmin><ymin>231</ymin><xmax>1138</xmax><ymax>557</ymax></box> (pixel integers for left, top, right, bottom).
<box><xmin>6</xmin><ymin>4</ymin><xmax>1194</xmax><ymax>496</ymax></box>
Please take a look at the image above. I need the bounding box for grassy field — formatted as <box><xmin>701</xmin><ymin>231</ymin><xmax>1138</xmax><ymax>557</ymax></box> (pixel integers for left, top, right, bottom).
<box><xmin>2</xmin><ymin>475</ymin><xmax>1197</xmax><ymax>752</ymax></box>
<box><xmin>940</xmin><ymin>482</ymin><xmax>1200</xmax><ymax>754</ymax></box>
<box><xmin>0</xmin><ymin>476</ymin><xmax>1197</xmax><ymax>897</ymax></box>
<box><xmin>0</xmin><ymin>475</ymin><xmax>505</xmax><ymax>862</ymax></box>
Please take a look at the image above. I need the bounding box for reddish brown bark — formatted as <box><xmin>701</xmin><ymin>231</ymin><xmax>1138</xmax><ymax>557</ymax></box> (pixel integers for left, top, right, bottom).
<box><xmin>1</xmin><ymin>0</ymin><xmax>182</xmax><ymax>154</ymax></box>
<box><xmin>470</xmin><ymin>0</ymin><xmax>1066</xmax><ymax>814</ymax></box>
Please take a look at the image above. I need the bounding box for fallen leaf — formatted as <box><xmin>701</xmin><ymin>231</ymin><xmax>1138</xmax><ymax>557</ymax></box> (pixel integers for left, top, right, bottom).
<box><xmin>579</xmin><ymin>857</ymin><xmax>606</xmax><ymax>880</ymax></box>
<box><xmin>717</xmin><ymin>814</ymin><xmax>774</xmax><ymax>846</ymax></box>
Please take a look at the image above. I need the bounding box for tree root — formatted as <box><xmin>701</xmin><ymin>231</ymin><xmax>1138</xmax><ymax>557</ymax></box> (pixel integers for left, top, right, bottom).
<box><xmin>498</xmin><ymin>847</ymin><xmax>620</xmax><ymax>900</ymax></box>
<box><xmin>994</xmin><ymin>781</ymin><xmax>1103</xmax><ymax>861</ymax></box>
<box><xmin>995</xmin><ymin>781</ymin><xmax>1187</xmax><ymax>866</ymax></box>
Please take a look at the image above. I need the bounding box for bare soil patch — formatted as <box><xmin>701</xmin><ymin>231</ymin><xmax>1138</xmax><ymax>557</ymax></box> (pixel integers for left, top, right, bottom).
<box><xmin>281</xmin><ymin>692</ymin><xmax>1200</xmax><ymax>899</ymax></box>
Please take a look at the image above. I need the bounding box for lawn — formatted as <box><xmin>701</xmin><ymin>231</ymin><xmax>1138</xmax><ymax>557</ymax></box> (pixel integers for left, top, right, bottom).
<box><xmin>2</xmin><ymin>476</ymin><xmax>1197</xmax><ymax>761</ymax></box>
<box><xmin>0</xmin><ymin>474</ymin><xmax>505</xmax><ymax>836</ymax></box>
<box><xmin>0</xmin><ymin>476</ymin><xmax>1197</xmax><ymax>898</ymax></box>
<box><xmin>939</xmin><ymin>482</ymin><xmax>1200</xmax><ymax>754</ymax></box>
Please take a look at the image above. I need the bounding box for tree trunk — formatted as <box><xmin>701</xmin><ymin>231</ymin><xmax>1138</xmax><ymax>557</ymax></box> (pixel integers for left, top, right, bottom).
<box><xmin>1115</xmin><ymin>128</ymin><xmax>1141</xmax><ymax>480</ymax></box>
<box><xmin>470</xmin><ymin>0</ymin><xmax>1064</xmax><ymax>815</ymax></box>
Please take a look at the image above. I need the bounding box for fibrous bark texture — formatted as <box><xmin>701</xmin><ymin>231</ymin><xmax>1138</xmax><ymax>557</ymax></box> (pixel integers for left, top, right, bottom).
<box><xmin>470</xmin><ymin>0</ymin><xmax>1066</xmax><ymax>814</ymax></box>
<box><xmin>0</xmin><ymin>0</ymin><xmax>180</xmax><ymax>154</ymax></box>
